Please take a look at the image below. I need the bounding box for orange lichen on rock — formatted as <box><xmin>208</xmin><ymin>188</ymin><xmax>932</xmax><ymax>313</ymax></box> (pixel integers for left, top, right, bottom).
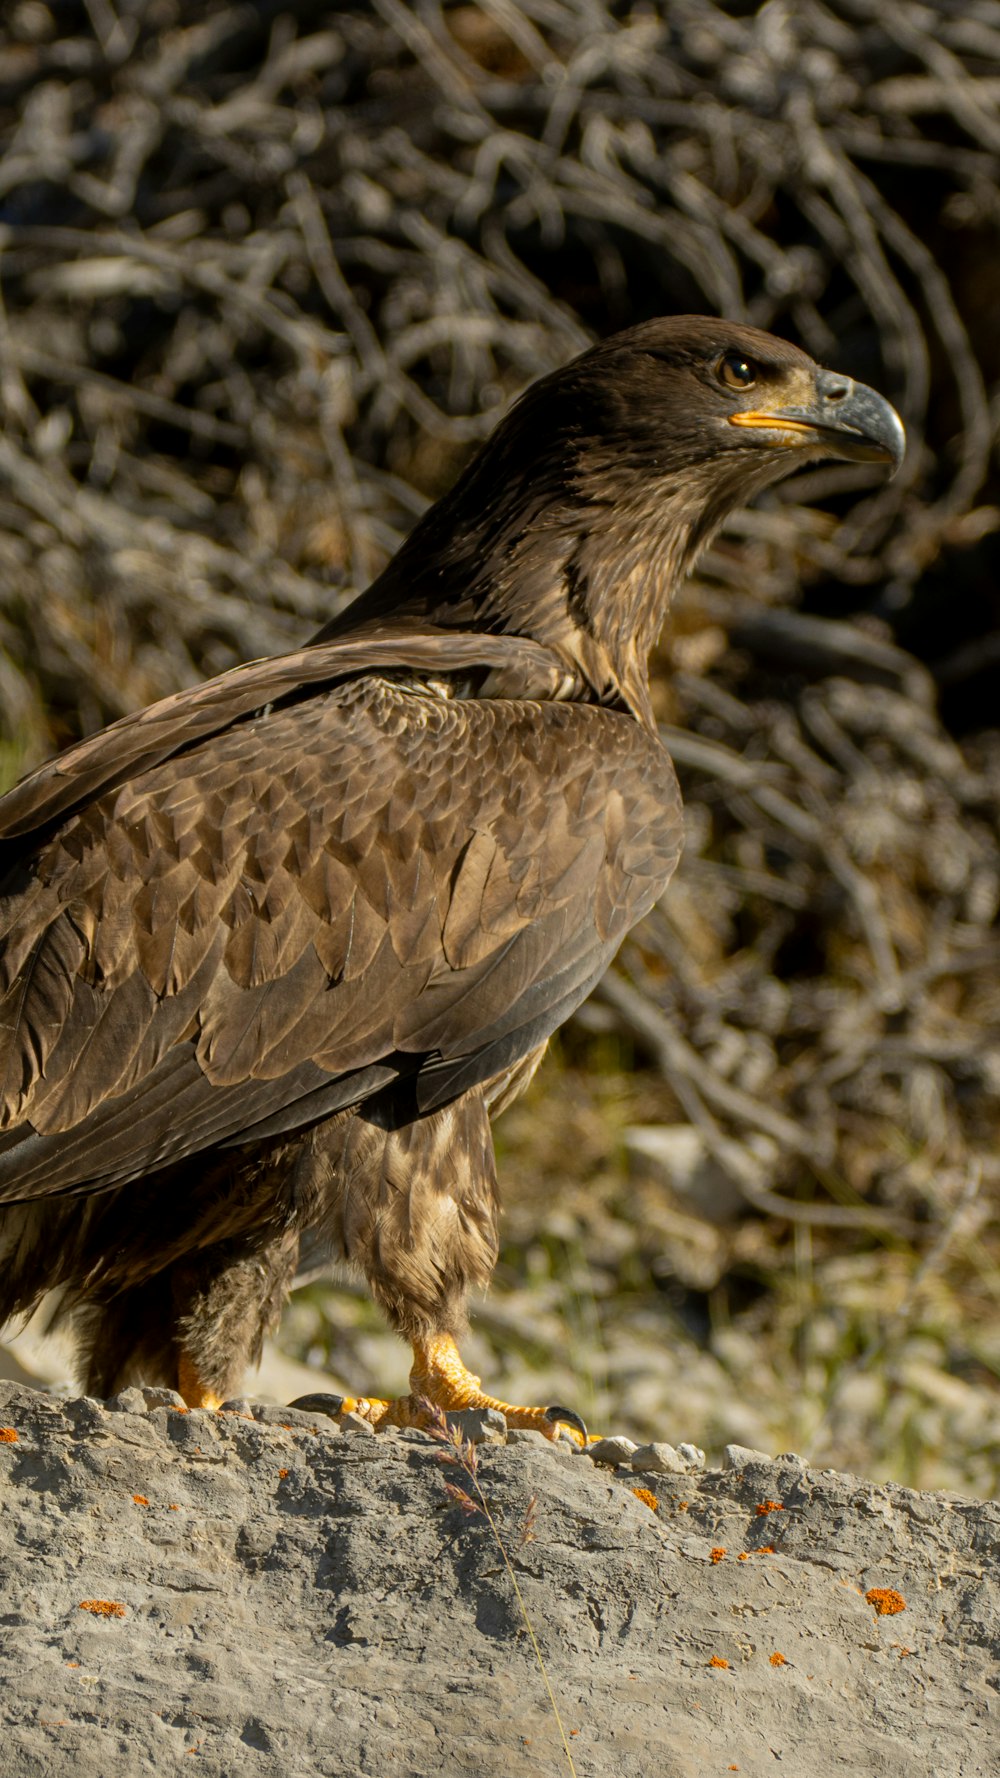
<box><xmin>132</xmin><ymin>1494</ymin><xmax>149</xmax><ymax>1506</ymax></box>
<box><xmin>632</xmin><ymin>1487</ymin><xmax>659</xmax><ymax>1511</ymax></box>
<box><xmin>78</xmin><ymin>1600</ymin><xmax>126</xmax><ymax>1618</ymax></box>
<box><xmin>756</xmin><ymin>1500</ymin><xmax>784</xmax><ymax>1516</ymax></box>
<box><xmin>709</xmin><ymin>1655</ymin><xmax>730</xmax><ymax>1669</ymax></box>
<box><xmin>769</xmin><ymin>1651</ymin><xmax>787</xmax><ymax>1666</ymax></box>
<box><xmin>710</xmin><ymin>1547</ymin><xmax>727</xmax><ymax>1564</ymax></box>
<box><xmin>757</xmin><ymin>1544</ymin><xmax>776</xmax><ymax>1554</ymax></box>
<box><xmin>737</xmin><ymin>1552</ymin><xmax>749</xmax><ymax>1561</ymax></box>
<box><xmin>0</xmin><ymin>1427</ymin><xmax>18</xmax><ymax>1443</ymax></box>
<box><xmin>866</xmin><ymin>1587</ymin><xmax>906</xmax><ymax>1616</ymax></box>
<box><xmin>278</xmin><ymin>1468</ymin><xmax>289</xmax><ymax>1479</ymax></box>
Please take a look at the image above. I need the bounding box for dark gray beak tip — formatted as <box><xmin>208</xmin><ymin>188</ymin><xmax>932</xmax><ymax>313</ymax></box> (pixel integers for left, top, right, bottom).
<box><xmin>822</xmin><ymin>380</ymin><xmax>906</xmax><ymax>477</ymax></box>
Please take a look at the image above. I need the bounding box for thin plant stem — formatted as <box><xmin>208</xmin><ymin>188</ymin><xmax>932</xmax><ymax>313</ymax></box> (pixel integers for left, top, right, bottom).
<box><xmin>462</xmin><ymin>1463</ymin><xmax>579</xmax><ymax>1778</ymax></box>
<box><xmin>428</xmin><ymin>1403</ymin><xmax>579</xmax><ymax>1777</ymax></box>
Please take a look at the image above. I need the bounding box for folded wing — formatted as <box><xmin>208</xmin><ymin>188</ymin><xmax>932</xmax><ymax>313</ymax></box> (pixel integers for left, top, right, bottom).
<box><xmin>0</xmin><ymin>652</ymin><xmax>681</xmax><ymax>1202</ymax></box>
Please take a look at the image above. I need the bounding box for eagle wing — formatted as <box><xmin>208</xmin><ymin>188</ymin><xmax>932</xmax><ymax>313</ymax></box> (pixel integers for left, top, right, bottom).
<box><xmin>0</xmin><ymin>642</ymin><xmax>681</xmax><ymax>1202</ymax></box>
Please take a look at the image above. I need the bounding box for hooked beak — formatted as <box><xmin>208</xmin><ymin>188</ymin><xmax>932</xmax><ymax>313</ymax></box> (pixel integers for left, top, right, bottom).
<box><xmin>728</xmin><ymin>369</ymin><xmax>905</xmax><ymax>476</ymax></box>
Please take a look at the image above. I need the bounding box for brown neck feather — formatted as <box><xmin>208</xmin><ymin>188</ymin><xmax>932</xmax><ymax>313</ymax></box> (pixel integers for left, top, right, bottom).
<box><xmin>320</xmin><ymin>465</ymin><xmax>719</xmax><ymax>729</ymax></box>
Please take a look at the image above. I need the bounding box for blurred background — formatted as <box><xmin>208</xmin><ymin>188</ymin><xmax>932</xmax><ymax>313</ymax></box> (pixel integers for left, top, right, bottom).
<box><xmin>0</xmin><ymin>0</ymin><xmax>997</xmax><ymax>1493</ymax></box>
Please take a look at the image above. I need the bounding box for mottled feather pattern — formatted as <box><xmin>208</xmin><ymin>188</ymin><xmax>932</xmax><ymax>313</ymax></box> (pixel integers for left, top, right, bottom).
<box><xmin>0</xmin><ymin>630</ymin><xmax>574</xmax><ymax>844</ymax></box>
<box><xmin>0</xmin><ymin>673</ymin><xmax>681</xmax><ymax>1191</ymax></box>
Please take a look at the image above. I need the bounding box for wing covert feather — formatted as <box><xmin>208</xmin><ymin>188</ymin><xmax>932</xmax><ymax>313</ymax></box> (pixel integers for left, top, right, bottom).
<box><xmin>0</xmin><ymin>674</ymin><xmax>682</xmax><ymax>1197</ymax></box>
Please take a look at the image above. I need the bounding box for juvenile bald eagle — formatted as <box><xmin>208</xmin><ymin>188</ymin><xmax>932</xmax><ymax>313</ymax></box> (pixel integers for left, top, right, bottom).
<box><xmin>0</xmin><ymin>319</ymin><xmax>903</xmax><ymax>1432</ymax></box>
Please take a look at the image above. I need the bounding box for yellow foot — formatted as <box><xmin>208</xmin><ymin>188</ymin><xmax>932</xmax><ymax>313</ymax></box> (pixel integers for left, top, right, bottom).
<box><xmin>177</xmin><ymin>1352</ymin><xmax>224</xmax><ymax>1411</ymax></box>
<box><xmin>291</xmin><ymin>1333</ymin><xmax>587</xmax><ymax>1444</ymax></box>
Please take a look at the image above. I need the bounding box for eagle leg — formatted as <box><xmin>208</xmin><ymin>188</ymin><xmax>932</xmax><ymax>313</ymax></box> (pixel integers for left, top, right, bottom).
<box><xmin>171</xmin><ymin>1231</ymin><xmax>301</xmax><ymax>1409</ymax></box>
<box><xmin>176</xmin><ymin>1351</ymin><xmax>226</xmax><ymax>1411</ymax></box>
<box><xmin>325</xmin><ymin>1332</ymin><xmax>587</xmax><ymax>1444</ymax></box>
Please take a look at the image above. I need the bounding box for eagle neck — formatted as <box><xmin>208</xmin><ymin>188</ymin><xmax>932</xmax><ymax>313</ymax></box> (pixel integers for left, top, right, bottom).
<box><xmin>330</xmin><ymin>476</ymin><xmax>705</xmax><ymax>732</ymax></box>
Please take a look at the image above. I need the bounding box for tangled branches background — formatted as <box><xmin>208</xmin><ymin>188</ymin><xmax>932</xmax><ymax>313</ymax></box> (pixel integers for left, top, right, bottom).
<box><xmin>0</xmin><ymin>0</ymin><xmax>998</xmax><ymax>1490</ymax></box>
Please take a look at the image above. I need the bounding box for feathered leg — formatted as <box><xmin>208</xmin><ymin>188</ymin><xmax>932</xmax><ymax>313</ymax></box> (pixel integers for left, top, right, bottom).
<box><xmin>306</xmin><ymin>1085</ymin><xmax>586</xmax><ymax>1442</ymax></box>
<box><xmin>171</xmin><ymin>1231</ymin><xmax>301</xmax><ymax>1407</ymax></box>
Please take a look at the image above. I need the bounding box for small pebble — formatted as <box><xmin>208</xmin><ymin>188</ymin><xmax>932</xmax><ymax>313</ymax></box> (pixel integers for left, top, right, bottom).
<box><xmin>445</xmin><ymin>1407</ymin><xmax>507</xmax><ymax>1445</ymax></box>
<box><xmin>631</xmin><ymin>1442</ymin><xmax>689</xmax><ymax>1475</ymax></box>
<box><xmin>677</xmin><ymin>1442</ymin><xmax>706</xmax><ymax>1471</ymax></box>
<box><xmin>220</xmin><ymin>1398</ymin><xmax>256</xmax><ymax>1417</ymax></box>
<box><xmin>139</xmin><ymin>1386</ymin><xmax>187</xmax><ymax>1411</ymax></box>
<box><xmin>106</xmin><ymin>1387</ymin><xmax>149</xmax><ymax>1415</ymax></box>
<box><xmin>338</xmin><ymin>1411</ymin><xmax>376</xmax><ymax>1436</ymax></box>
<box><xmin>506</xmin><ymin>1428</ymin><xmax>553</xmax><ymax>1449</ymax></box>
<box><xmin>722</xmin><ymin>1443</ymin><xmax>774</xmax><ymax>1470</ymax></box>
<box><xmin>586</xmin><ymin>1435</ymin><xmax>638</xmax><ymax>1467</ymax></box>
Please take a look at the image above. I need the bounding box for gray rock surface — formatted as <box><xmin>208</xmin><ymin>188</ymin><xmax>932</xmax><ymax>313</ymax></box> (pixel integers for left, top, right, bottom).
<box><xmin>0</xmin><ymin>1380</ymin><xmax>995</xmax><ymax>1778</ymax></box>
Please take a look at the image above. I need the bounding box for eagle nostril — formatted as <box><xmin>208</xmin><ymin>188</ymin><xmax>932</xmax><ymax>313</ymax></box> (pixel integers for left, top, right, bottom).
<box><xmin>823</xmin><ymin>379</ymin><xmax>851</xmax><ymax>404</ymax></box>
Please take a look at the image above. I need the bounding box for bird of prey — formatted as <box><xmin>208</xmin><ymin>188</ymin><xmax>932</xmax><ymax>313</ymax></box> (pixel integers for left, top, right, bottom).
<box><xmin>0</xmin><ymin>318</ymin><xmax>903</xmax><ymax>1435</ymax></box>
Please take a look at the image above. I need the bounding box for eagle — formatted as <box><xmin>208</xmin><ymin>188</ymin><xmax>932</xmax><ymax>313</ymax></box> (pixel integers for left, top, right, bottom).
<box><xmin>0</xmin><ymin>318</ymin><xmax>903</xmax><ymax>1435</ymax></box>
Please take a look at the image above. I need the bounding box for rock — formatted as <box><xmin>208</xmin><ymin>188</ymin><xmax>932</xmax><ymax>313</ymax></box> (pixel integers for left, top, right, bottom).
<box><xmin>247</xmin><ymin>1404</ymin><xmax>334</xmax><ymax>1432</ymax></box>
<box><xmin>586</xmin><ymin>1434</ymin><xmax>638</xmax><ymax>1466</ymax></box>
<box><xmin>676</xmin><ymin>1441</ymin><xmax>706</xmax><ymax>1470</ymax></box>
<box><xmin>337</xmin><ymin>1409</ymin><xmax>376</xmax><ymax>1435</ymax></box>
<box><xmin>105</xmin><ymin>1387</ymin><xmax>149</xmax><ymax>1414</ymax></box>
<box><xmin>0</xmin><ymin>1379</ymin><xmax>995</xmax><ymax>1778</ymax></box>
<box><xmin>507</xmin><ymin>1426</ymin><xmax>577</xmax><ymax>1460</ymax></box>
<box><xmin>722</xmin><ymin>1442</ymin><xmax>775</xmax><ymax>1470</ymax></box>
<box><xmin>138</xmin><ymin>1385</ymin><xmax>187</xmax><ymax>1410</ymax></box>
<box><xmin>631</xmin><ymin>1441</ymin><xmax>690</xmax><ymax>1474</ymax></box>
<box><xmin>444</xmin><ymin>1407</ymin><xmax>508</xmax><ymax>1444</ymax></box>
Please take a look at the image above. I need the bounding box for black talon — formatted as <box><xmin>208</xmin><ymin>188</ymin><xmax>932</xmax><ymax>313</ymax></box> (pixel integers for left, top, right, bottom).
<box><xmin>545</xmin><ymin>1404</ymin><xmax>588</xmax><ymax>1442</ymax></box>
<box><xmin>288</xmin><ymin>1393</ymin><xmax>346</xmax><ymax>1420</ymax></box>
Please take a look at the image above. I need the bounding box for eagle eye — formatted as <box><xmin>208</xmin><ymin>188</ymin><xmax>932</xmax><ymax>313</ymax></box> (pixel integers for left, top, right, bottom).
<box><xmin>718</xmin><ymin>352</ymin><xmax>757</xmax><ymax>391</ymax></box>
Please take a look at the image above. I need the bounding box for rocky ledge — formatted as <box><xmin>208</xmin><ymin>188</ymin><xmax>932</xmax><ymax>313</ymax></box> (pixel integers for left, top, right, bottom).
<box><xmin>0</xmin><ymin>1379</ymin><xmax>995</xmax><ymax>1778</ymax></box>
